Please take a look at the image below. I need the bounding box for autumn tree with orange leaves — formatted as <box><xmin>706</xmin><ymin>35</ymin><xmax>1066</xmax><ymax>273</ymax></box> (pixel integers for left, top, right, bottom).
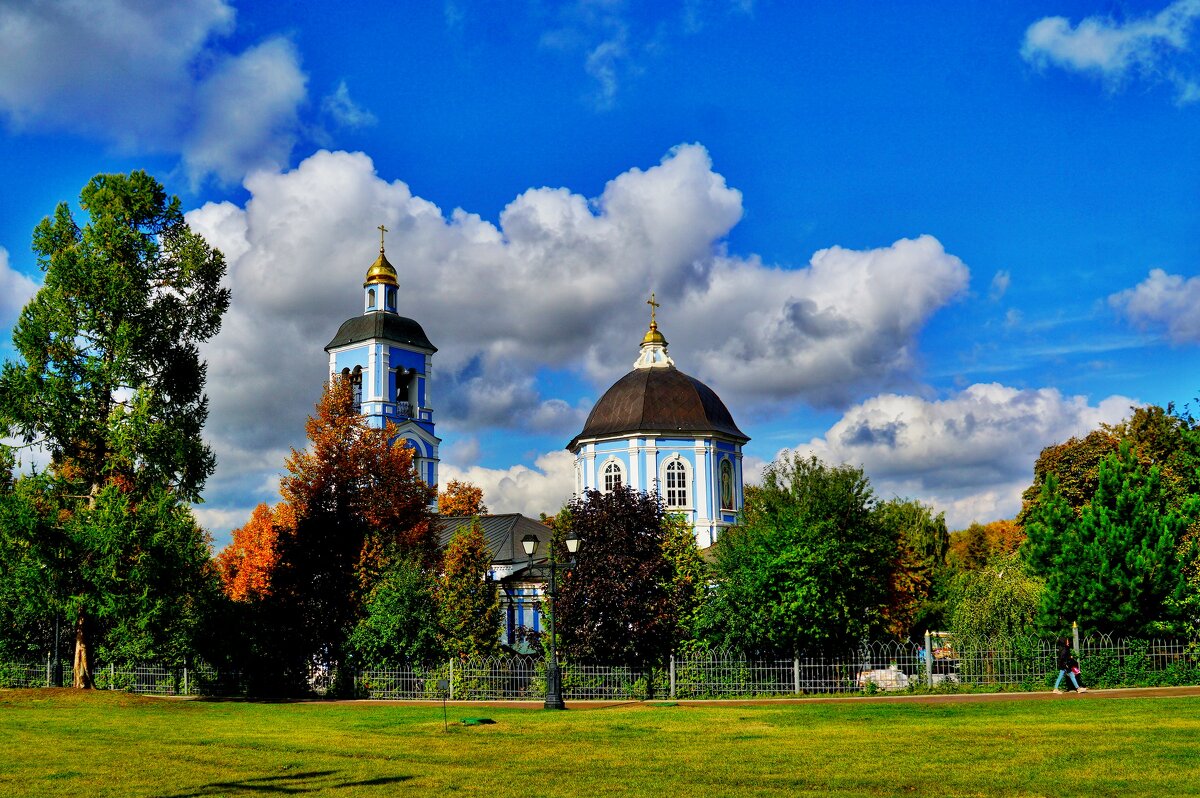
<box><xmin>215</xmin><ymin>503</ymin><xmax>294</xmax><ymax>602</ymax></box>
<box><xmin>254</xmin><ymin>377</ymin><xmax>436</xmax><ymax>684</ymax></box>
<box><xmin>438</xmin><ymin>480</ymin><xmax>487</xmax><ymax>516</ymax></box>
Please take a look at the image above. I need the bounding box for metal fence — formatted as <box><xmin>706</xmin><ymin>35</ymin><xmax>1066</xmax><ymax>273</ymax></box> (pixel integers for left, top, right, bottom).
<box><xmin>4</xmin><ymin>634</ymin><xmax>1198</xmax><ymax>699</ymax></box>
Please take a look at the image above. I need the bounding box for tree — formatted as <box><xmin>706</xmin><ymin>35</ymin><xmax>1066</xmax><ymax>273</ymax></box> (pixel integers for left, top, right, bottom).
<box><xmin>947</xmin><ymin>553</ymin><xmax>1044</xmax><ymax>641</ymax></box>
<box><xmin>1023</xmin><ymin>443</ymin><xmax>1197</xmax><ymax>636</ymax></box>
<box><xmin>1018</xmin><ymin>429</ymin><xmax>1118</xmax><ymax>524</ymax></box>
<box><xmin>215</xmin><ymin>502</ymin><xmax>293</xmax><ymax>602</ymax></box>
<box><xmin>553</xmin><ymin>487</ymin><xmax>677</xmax><ymax>672</ymax></box>
<box><xmin>348</xmin><ymin>556</ymin><xmax>443</xmax><ymax>667</ymax></box>
<box><xmin>0</xmin><ymin>171</ymin><xmax>229</xmax><ymax>687</ymax></box>
<box><xmin>702</xmin><ymin>454</ymin><xmax>895</xmax><ymax>656</ymax></box>
<box><xmin>438</xmin><ymin>480</ymin><xmax>487</xmax><ymax>516</ymax></box>
<box><xmin>438</xmin><ymin>519</ymin><xmax>500</xmax><ymax>659</ymax></box>
<box><xmin>1019</xmin><ymin>405</ymin><xmax>1200</xmax><ymax>524</ymax></box>
<box><xmin>661</xmin><ymin>513</ymin><xmax>707</xmax><ymax>647</ymax></box>
<box><xmin>876</xmin><ymin>498</ymin><xmax>948</xmax><ymax>639</ymax></box>
<box><xmin>948</xmin><ymin>519</ymin><xmax>1025</xmax><ymax>572</ymax></box>
<box><xmin>264</xmin><ymin>377</ymin><xmax>436</xmax><ymax>682</ymax></box>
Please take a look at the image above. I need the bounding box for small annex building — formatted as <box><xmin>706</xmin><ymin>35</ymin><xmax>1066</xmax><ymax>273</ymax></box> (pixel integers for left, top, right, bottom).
<box><xmin>437</xmin><ymin>514</ymin><xmax>552</xmax><ymax>653</ymax></box>
<box><xmin>567</xmin><ymin>298</ymin><xmax>750</xmax><ymax>547</ymax></box>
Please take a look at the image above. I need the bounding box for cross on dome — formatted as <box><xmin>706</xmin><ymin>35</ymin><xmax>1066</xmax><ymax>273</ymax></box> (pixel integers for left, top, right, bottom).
<box><xmin>635</xmin><ymin>291</ymin><xmax>673</xmax><ymax>369</ymax></box>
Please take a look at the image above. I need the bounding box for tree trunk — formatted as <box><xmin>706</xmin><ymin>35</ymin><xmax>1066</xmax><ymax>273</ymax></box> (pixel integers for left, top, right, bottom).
<box><xmin>72</xmin><ymin>611</ymin><xmax>94</xmax><ymax>689</ymax></box>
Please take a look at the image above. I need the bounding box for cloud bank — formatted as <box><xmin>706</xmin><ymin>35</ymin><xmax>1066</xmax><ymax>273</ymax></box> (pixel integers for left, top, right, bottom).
<box><xmin>0</xmin><ymin>0</ymin><xmax>308</xmax><ymax>184</ymax></box>
<box><xmin>185</xmin><ymin>144</ymin><xmax>970</xmax><ymax>533</ymax></box>
<box><xmin>794</xmin><ymin>383</ymin><xmax>1137</xmax><ymax>529</ymax></box>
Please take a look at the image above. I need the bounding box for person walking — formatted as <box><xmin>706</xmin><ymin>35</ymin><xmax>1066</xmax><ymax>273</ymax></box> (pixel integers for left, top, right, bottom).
<box><xmin>1053</xmin><ymin>637</ymin><xmax>1087</xmax><ymax>694</ymax></box>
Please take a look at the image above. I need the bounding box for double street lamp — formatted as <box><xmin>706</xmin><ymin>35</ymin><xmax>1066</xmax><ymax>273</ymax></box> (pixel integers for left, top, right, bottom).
<box><xmin>520</xmin><ymin>529</ymin><xmax>581</xmax><ymax>710</ymax></box>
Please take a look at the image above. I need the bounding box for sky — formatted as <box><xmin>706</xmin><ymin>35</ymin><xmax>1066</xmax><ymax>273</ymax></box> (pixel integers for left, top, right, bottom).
<box><xmin>2</xmin><ymin>0</ymin><xmax>1199</xmax><ymax>548</ymax></box>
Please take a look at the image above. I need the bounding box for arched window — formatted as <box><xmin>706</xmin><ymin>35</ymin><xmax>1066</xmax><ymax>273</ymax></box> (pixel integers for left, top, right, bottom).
<box><xmin>602</xmin><ymin>459</ymin><xmax>623</xmax><ymax>493</ymax></box>
<box><xmin>664</xmin><ymin>458</ymin><xmax>688</xmax><ymax>508</ymax></box>
<box><xmin>367</xmin><ymin>288</ymin><xmax>377</xmax><ymax>308</ymax></box>
<box><xmin>720</xmin><ymin>459</ymin><xmax>735</xmax><ymax>510</ymax></box>
<box><xmin>351</xmin><ymin>365</ymin><xmax>363</xmax><ymax>412</ymax></box>
<box><xmin>386</xmin><ymin>286</ymin><xmax>397</xmax><ymax>310</ymax></box>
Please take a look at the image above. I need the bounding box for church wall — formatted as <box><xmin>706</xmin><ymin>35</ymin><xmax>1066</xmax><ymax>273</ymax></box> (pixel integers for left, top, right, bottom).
<box><xmin>578</xmin><ymin>433</ymin><xmax>743</xmax><ymax>548</ymax></box>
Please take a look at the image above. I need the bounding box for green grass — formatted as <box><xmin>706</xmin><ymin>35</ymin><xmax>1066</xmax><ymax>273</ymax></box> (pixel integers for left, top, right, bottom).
<box><xmin>2</xmin><ymin>690</ymin><xmax>1199</xmax><ymax>797</ymax></box>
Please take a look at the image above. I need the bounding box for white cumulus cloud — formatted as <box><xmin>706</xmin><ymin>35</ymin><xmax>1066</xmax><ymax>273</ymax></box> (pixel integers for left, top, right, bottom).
<box><xmin>0</xmin><ymin>0</ymin><xmax>309</xmax><ymax>185</ymax></box>
<box><xmin>441</xmin><ymin>451</ymin><xmax>577</xmax><ymax>519</ymax></box>
<box><xmin>186</xmin><ymin>144</ymin><xmax>968</xmax><ymax>536</ymax></box>
<box><xmin>1109</xmin><ymin>268</ymin><xmax>1200</xmax><ymax>343</ymax></box>
<box><xmin>1022</xmin><ymin>0</ymin><xmax>1200</xmax><ymax>103</ymax></box>
<box><xmin>0</xmin><ymin>248</ymin><xmax>38</xmax><ymax>333</ymax></box>
<box><xmin>792</xmin><ymin>383</ymin><xmax>1137</xmax><ymax>529</ymax></box>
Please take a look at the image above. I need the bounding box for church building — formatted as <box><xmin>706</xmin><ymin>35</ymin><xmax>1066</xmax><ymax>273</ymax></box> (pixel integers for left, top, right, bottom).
<box><xmin>324</xmin><ymin>228</ymin><xmax>440</xmax><ymax>487</ymax></box>
<box><xmin>567</xmin><ymin>298</ymin><xmax>749</xmax><ymax>547</ymax></box>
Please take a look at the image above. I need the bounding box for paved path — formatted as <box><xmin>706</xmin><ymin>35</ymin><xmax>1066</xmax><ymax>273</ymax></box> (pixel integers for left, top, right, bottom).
<box><xmin>341</xmin><ymin>684</ymin><xmax>1200</xmax><ymax>709</ymax></box>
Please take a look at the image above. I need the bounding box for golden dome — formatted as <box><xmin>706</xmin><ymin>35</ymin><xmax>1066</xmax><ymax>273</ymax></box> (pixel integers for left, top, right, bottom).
<box><xmin>364</xmin><ymin>250</ymin><xmax>398</xmax><ymax>287</ymax></box>
<box><xmin>641</xmin><ymin>320</ymin><xmax>667</xmax><ymax>347</ymax></box>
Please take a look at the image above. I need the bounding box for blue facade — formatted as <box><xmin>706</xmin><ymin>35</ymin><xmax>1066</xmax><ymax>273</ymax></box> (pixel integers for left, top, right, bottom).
<box><xmin>324</xmin><ymin>243</ymin><xmax>440</xmax><ymax>489</ymax></box>
<box><xmin>574</xmin><ymin>434</ymin><xmax>745</xmax><ymax>548</ymax></box>
<box><xmin>568</xmin><ymin>311</ymin><xmax>748</xmax><ymax>548</ymax></box>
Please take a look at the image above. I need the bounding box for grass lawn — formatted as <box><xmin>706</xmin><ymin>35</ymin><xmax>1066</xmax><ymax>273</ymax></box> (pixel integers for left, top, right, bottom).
<box><xmin>2</xmin><ymin>690</ymin><xmax>1199</xmax><ymax>797</ymax></box>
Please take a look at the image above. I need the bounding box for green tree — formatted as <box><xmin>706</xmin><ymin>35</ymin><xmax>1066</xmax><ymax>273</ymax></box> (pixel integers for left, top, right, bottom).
<box><xmin>439</xmin><ymin>519</ymin><xmax>500</xmax><ymax>659</ymax></box>
<box><xmin>553</xmin><ymin>487</ymin><xmax>677</xmax><ymax>672</ymax></box>
<box><xmin>0</xmin><ymin>171</ymin><xmax>229</xmax><ymax>687</ymax></box>
<box><xmin>661</xmin><ymin>513</ymin><xmax>707</xmax><ymax>647</ymax></box>
<box><xmin>1023</xmin><ymin>443</ymin><xmax>1197</xmax><ymax>635</ymax></box>
<box><xmin>702</xmin><ymin>454</ymin><xmax>895</xmax><ymax>656</ymax></box>
<box><xmin>947</xmin><ymin>553</ymin><xmax>1044</xmax><ymax>641</ymax></box>
<box><xmin>875</xmin><ymin>498</ymin><xmax>948</xmax><ymax>639</ymax></box>
<box><xmin>349</xmin><ymin>556</ymin><xmax>444</xmax><ymax>667</ymax></box>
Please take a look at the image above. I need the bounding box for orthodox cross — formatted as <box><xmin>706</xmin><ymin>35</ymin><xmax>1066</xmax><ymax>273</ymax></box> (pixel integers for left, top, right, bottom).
<box><xmin>378</xmin><ymin>224</ymin><xmax>389</xmax><ymax>252</ymax></box>
<box><xmin>647</xmin><ymin>292</ymin><xmax>660</xmax><ymax>325</ymax></box>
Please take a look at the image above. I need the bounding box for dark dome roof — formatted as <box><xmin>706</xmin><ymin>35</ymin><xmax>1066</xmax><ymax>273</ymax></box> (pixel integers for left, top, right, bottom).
<box><xmin>325</xmin><ymin>313</ymin><xmax>436</xmax><ymax>353</ymax></box>
<box><xmin>568</xmin><ymin>367</ymin><xmax>748</xmax><ymax>450</ymax></box>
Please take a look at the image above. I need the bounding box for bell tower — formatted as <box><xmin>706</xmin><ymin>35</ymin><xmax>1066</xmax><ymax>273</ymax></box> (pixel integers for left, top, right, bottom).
<box><xmin>324</xmin><ymin>226</ymin><xmax>441</xmax><ymax>488</ymax></box>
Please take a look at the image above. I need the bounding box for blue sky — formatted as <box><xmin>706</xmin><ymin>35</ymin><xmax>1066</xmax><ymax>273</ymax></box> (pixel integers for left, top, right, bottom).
<box><xmin>2</xmin><ymin>0</ymin><xmax>1199</xmax><ymax>547</ymax></box>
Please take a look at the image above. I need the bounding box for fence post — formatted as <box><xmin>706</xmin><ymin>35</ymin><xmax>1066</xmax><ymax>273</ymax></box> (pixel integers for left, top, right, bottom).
<box><xmin>109</xmin><ymin>663</ymin><xmax>115</xmax><ymax>690</ymax></box>
<box><xmin>183</xmin><ymin>667</ymin><xmax>189</xmax><ymax>696</ymax></box>
<box><xmin>924</xmin><ymin>630</ymin><xmax>934</xmax><ymax>688</ymax></box>
<box><xmin>46</xmin><ymin>653</ymin><xmax>51</xmax><ymax>687</ymax></box>
<box><xmin>669</xmin><ymin>653</ymin><xmax>676</xmax><ymax>700</ymax></box>
<box><xmin>793</xmin><ymin>656</ymin><xmax>800</xmax><ymax>694</ymax></box>
<box><xmin>448</xmin><ymin>658</ymin><xmax>454</xmax><ymax>701</ymax></box>
<box><xmin>1072</xmin><ymin>621</ymin><xmax>1080</xmax><ymax>653</ymax></box>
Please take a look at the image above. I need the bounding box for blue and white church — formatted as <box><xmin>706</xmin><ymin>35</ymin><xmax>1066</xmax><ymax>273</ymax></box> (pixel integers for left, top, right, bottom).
<box><xmin>324</xmin><ymin>228</ymin><xmax>440</xmax><ymax>488</ymax></box>
<box><xmin>567</xmin><ymin>298</ymin><xmax>749</xmax><ymax>548</ymax></box>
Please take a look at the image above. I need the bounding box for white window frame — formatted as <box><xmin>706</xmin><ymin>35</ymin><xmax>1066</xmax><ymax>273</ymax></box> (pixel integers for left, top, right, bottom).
<box><xmin>601</xmin><ymin>457</ymin><xmax>625</xmax><ymax>493</ymax></box>
<box><xmin>660</xmin><ymin>454</ymin><xmax>691</xmax><ymax>509</ymax></box>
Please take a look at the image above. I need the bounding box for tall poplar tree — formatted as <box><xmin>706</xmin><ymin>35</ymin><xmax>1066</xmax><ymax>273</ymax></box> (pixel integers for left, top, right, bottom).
<box><xmin>0</xmin><ymin>171</ymin><xmax>229</xmax><ymax>686</ymax></box>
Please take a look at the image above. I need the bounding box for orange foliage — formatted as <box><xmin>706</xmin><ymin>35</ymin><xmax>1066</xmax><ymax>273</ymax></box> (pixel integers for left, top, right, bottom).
<box><xmin>216</xmin><ymin>502</ymin><xmax>293</xmax><ymax>601</ymax></box>
<box><xmin>948</xmin><ymin>519</ymin><xmax>1026</xmax><ymax>571</ymax></box>
<box><xmin>438</xmin><ymin>480</ymin><xmax>487</xmax><ymax>516</ymax></box>
<box><xmin>280</xmin><ymin>377</ymin><xmax>437</xmax><ymax>575</ymax></box>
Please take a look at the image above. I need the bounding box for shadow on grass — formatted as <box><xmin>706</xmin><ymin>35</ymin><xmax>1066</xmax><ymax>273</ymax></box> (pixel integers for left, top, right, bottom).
<box><xmin>156</xmin><ymin>770</ymin><xmax>413</xmax><ymax>796</ymax></box>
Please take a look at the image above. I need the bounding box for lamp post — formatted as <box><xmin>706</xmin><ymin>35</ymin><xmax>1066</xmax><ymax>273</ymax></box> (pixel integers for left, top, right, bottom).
<box><xmin>521</xmin><ymin>529</ymin><xmax>581</xmax><ymax>710</ymax></box>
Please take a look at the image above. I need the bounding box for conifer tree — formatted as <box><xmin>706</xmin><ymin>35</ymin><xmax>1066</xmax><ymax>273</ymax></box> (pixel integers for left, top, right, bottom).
<box><xmin>0</xmin><ymin>171</ymin><xmax>229</xmax><ymax>686</ymax></box>
<box><xmin>1023</xmin><ymin>443</ymin><xmax>1197</xmax><ymax>635</ymax></box>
